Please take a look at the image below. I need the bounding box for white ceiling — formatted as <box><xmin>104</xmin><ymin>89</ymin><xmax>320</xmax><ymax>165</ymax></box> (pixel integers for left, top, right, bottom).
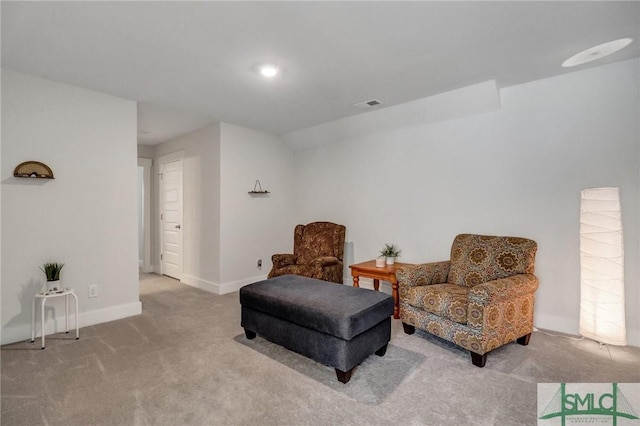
<box><xmin>2</xmin><ymin>2</ymin><xmax>639</xmax><ymax>145</ymax></box>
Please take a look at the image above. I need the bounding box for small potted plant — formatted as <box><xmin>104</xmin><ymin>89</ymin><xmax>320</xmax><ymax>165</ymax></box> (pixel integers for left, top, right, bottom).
<box><xmin>40</xmin><ymin>262</ymin><xmax>64</xmax><ymax>292</ymax></box>
<box><xmin>379</xmin><ymin>243</ymin><xmax>401</xmax><ymax>265</ymax></box>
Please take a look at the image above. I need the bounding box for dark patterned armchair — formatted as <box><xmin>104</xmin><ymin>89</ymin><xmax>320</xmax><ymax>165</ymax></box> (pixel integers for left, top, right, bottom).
<box><xmin>397</xmin><ymin>234</ymin><xmax>538</xmax><ymax>367</ymax></box>
<box><xmin>268</xmin><ymin>222</ymin><xmax>346</xmax><ymax>284</ymax></box>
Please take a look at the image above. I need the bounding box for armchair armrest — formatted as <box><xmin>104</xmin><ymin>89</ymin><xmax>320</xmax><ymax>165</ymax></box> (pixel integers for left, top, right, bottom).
<box><xmin>309</xmin><ymin>256</ymin><xmax>339</xmax><ymax>268</ymax></box>
<box><xmin>396</xmin><ymin>261</ymin><xmax>450</xmax><ymax>288</ymax></box>
<box><xmin>467</xmin><ymin>273</ymin><xmax>539</xmax><ymax>337</ymax></box>
<box><xmin>271</xmin><ymin>253</ymin><xmax>297</xmax><ymax>269</ymax></box>
<box><xmin>469</xmin><ymin>274</ymin><xmax>539</xmax><ymax>305</ymax></box>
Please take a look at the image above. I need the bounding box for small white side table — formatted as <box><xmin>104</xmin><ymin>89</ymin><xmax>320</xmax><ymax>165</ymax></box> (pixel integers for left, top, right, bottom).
<box><xmin>31</xmin><ymin>288</ymin><xmax>79</xmax><ymax>349</ymax></box>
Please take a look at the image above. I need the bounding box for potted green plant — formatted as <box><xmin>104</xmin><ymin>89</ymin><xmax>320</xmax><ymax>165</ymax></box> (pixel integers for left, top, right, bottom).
<box><xmin>40</xmin><ymin>262</ymin><xmax>64</xmax><ymax>292</ymax></box>
<box><xmin>379</xmin><ymin>243</ymin><xmax>401</xmax><ymax>265</ymax></box>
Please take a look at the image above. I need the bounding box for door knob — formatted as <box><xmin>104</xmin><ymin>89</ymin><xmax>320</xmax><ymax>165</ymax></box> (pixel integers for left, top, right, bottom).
<box><xmin>175</xmin><ymin>224</ymin><xmax>181</xmax><ymax>229</ymax></box>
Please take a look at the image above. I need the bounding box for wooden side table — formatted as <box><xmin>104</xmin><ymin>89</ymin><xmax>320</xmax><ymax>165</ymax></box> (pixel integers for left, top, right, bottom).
<box><xmin>31</xmin><ymin>288</ymin><xmax>79</xmax><ymax>349</ymax></box>
<box><xmin>349</xmin><ymin>260</ymin><xmax>414</xmax><ymax>319</ymax></box>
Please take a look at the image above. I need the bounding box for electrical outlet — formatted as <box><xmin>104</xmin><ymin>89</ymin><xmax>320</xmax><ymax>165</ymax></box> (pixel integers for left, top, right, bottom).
<box><xmin>257</xmin><ymin>259</ymin><xmax>262</xmax><ymax>269</ymax></box>
<box><xmin>88</xmin><ymin>284</ymin><xmax>98</xmax><ymax>298</ymax></box>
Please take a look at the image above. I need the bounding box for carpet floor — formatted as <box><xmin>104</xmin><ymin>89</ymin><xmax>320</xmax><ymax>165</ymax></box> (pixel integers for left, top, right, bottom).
<box><xmin>2</xmin><ymin>272</ymin><xmax>639</xmax><ymax>425</ymax></box>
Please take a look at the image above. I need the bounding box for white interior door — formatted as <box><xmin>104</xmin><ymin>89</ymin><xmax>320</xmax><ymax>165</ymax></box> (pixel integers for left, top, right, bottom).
<box><xmin>160</xmin><ymin>158</ymin><xmax>183</xmax><ymax>279</ymax></box>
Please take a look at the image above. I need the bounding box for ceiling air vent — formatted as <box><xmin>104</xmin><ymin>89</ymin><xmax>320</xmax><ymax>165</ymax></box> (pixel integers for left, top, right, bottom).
<box><xmin>353</xmin><ymin>99</ymin><xmax>383</xmax><ymax>110</ymax></box>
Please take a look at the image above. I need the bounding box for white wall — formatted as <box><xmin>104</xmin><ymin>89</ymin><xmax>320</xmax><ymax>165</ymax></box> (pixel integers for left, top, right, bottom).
<box><xmin>137</xmin><ymin>166</ymin><xmax>144</xmax><ymax>264</ymax></box>
<box><xmin>285</xmin><ymin>59</ymin><xmax>640</xmax><ymax>346</ymax></box>
<box><xmin>137</xmin><ymin>157</ymin><xmax>153</xmax><ymax>273</ymax></box>
<box><xmin>218</xmin><ymin>122</ymin><xmax>296</xmax><ymax>291</ymax></box>
<box><xmin>1</xmin><ymin>70</ymin><xmax>3</xmax><ymax>343</ymax></box>
<box><xmin>1</xmin><ymin>70</ymin><xmax>141</xmax><ymax>344</ymax></box>
<box><xmin>149</xmin><ymin>122</ymin><xmax>296</xmax><ymax>294</ymax></box>
<box><xmin>137</xmin><ymin>145</ymin><xmax>154</xmax><ymax>274</ymax></box>
<box><xmin>153</xmin><ymin>123</ymin><xmax>221</xmax><ymax>291</ymax></box>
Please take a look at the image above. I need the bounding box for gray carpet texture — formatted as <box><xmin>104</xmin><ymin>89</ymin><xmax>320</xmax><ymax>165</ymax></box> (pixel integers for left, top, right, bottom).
<box><xmin>2</xmin><ymin>272</ymin><xmax>639</xmax><ymax>425</ymax></box>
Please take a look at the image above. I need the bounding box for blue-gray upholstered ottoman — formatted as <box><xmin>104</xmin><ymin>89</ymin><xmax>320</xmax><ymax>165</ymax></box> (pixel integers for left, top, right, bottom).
<box><xmin>240</xmin><ymin>275</ymin><xmax>394</xmax><ymax>383</ymax></box>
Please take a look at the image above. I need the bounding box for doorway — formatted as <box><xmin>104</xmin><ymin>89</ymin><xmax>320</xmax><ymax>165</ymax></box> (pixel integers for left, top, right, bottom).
<box><xmin>158</xmin><ymin>152</ymin><xmax>184</xmax><ymax>280</ymax></box>
<box><xmin>137</xmin><ymin>158</ymin><xmax>152</xmax><ymax>273</ymax></box>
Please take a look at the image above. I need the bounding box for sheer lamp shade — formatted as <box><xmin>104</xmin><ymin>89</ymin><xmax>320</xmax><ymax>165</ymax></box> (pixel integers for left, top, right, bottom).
<box><xmin>579</xmin><ymin>187</ymin><xmax>626</xmax><ymax>345</ymax></box>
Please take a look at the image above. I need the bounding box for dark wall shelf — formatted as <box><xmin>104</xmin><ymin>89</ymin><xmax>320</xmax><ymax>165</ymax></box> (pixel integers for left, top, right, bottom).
<box><xmin>14</xmin><ymin>161</ymin><xmax>55</xmax><ymax>179</ymax></box>
<box><xmin>248</xmin><ymin>180</ymin><xmax>269</xmax><ymax>195</ymax></box>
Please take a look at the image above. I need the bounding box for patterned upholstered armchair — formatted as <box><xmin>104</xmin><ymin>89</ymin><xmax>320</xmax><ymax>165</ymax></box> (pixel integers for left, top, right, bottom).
<box><xmin>397</xmin><ymin>234</ymin><xmax>538</xmax><ymax>367</ymax></box>
<box><xmin>268</xmin><ymin>222</ymin><xmax>346</xmax><ymax>284</ymax></box>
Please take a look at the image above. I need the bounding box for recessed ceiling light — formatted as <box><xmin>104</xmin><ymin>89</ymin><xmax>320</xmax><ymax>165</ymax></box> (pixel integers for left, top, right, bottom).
<box><xmin>562</xmin><ymin>38</ymin><xmax>633</xmax><ymax>68</ymax></box>
<box><xmin>259</xmin><ymin>63</ymin><xmax>279</xmax><ymax>78</ymax></box>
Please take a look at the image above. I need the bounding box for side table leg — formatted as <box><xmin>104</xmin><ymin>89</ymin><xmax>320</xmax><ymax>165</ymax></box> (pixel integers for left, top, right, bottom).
<box><xmin>65</xmin><ymin>294</ymin><xmax>69</xmax><ymax>333</ymax></box>
<box><xmin>391</xmin><ymin>280</ymin><xmax>399</xmax><ymax>319</ymax></box>
<box><xmin>41</xmin><ymin>299</ymin><xmax>46</xmax><ymax>349</ymax></box>
<box><xmin>31</xmin><ymin>297</ymin><xmax>36</xmax><ymax>343</ymax></box>
<box><xmin>373</xmin><ymin>279</ymin><xmax>380</xmax><ymax>291</ymax></box>
<box><xmin>72</xmin><ymin>292</ymin><xmax>79</xmax><ymax>340</ymax></box>
<box><xmin>352</xmin><ymin>275</ymin><xmax>359</xmax><ymax>288</ymax></box>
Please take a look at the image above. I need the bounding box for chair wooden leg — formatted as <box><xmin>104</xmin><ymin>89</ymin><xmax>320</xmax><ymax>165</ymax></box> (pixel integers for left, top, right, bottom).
<box><xmin>517</xmin><ymin>333</ymin><xmax>531</xmax><ymax>346</ymax></box>
<box><xmin>402</xmin><ymin>322</ymin><xmax>415</xmax><ymax>335</ymax></box>
<box><xmin>336</xmin><ymin>367</ymin><xmax>354</xmax><ymax>384</ymax></box>
<box><xmin>470</xmin><ymin>351</ymin><xmax>487</xmax><ymax>368</ymax></box>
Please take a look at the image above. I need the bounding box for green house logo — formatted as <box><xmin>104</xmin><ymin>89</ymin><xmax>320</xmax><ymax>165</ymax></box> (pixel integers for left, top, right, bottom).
<box><xmin>539</xmin><ymin>383</ymin><xmax>639</xmax><ymax>425</ymax></box>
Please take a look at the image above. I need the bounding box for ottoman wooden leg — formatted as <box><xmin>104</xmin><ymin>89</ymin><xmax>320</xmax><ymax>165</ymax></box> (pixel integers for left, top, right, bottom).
<box><xmin>335</xmin><ymin>367</ymin><xmax>355</xmax><ymax>384</ymax></box>
<box><xmin>244</xmin><ymin>329</ymin><xmax>256</xmax><ymax>340</ymax></box>
<box><xmin>375</xmin><ymin>344</ymin><xmax>388</xmax><ymax>356</ymax></box>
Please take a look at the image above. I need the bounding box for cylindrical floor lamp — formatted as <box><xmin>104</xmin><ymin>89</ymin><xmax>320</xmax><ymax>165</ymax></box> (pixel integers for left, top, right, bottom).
<box><xmin>579</xmin><ymin>187</ymin><xmax>626</xmax><ymax>345</ymax></box>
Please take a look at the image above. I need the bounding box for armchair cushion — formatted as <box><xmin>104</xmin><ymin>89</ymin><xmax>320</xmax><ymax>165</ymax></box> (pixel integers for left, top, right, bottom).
<box><xmin>469</xmin><ymin>274</ymin><xmax>539</xmax><ymax>305</ymax></box>
<box><xmin>270</xmin><ymin>265</ymin><xmax>324</xmax><ymax>281</ymax></box>
<box><xmin>309</xmin><ymin>256</ymin><xmax>340</xmax><ymax>267</ymax></box>
<box><xmin>448</xmin><ymin>234</ymin><xmax>537</xmax><ymax>287</ymax></box>
<box><xmin>405</xmin><ymin>283</ymin><xmax>470</xmax><ymax>324</ymax></box>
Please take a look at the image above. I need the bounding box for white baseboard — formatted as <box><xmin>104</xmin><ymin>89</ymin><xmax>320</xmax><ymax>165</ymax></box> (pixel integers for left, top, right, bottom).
<box><xmin>141</xmin><ymin>264</ymin><xmax>154</xmax><ymax>274</ymax></box>
<box><xmin>80</xmin><ymin>301</ymin><xmax>142</xmax><ymax>329</ymax></box>
<box><xmin>534</xmin><ymin>314</ymin><xmax>578</xmax><ymax>340</ymax></box>
<box><xmin>0</xmin><ymin>301</ymin><xmax>142</xmax><ymax>346</ymax></box>
<box><xmin>535</xmin><ymin>315</ymin><xmax>640</xmax><ymax>348</ymax></box>
<box><xmin>218</xmin><ymin>274</ymin><xmax>268</xmax><ymax>294</ymax></box>
<box><xmin>181</xmin><ymin>274</ymin><xmax>220</xmax><ymax>294</ymax></box>
<box><xmin>139</xmin><ymin>261</ymin><xmax>154</xmax><ymax>273</ymax></box>
<box><xmin>180</xmin><ymin>274</ymin><xmax>268</xmax><ymax>295</ymax></box>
